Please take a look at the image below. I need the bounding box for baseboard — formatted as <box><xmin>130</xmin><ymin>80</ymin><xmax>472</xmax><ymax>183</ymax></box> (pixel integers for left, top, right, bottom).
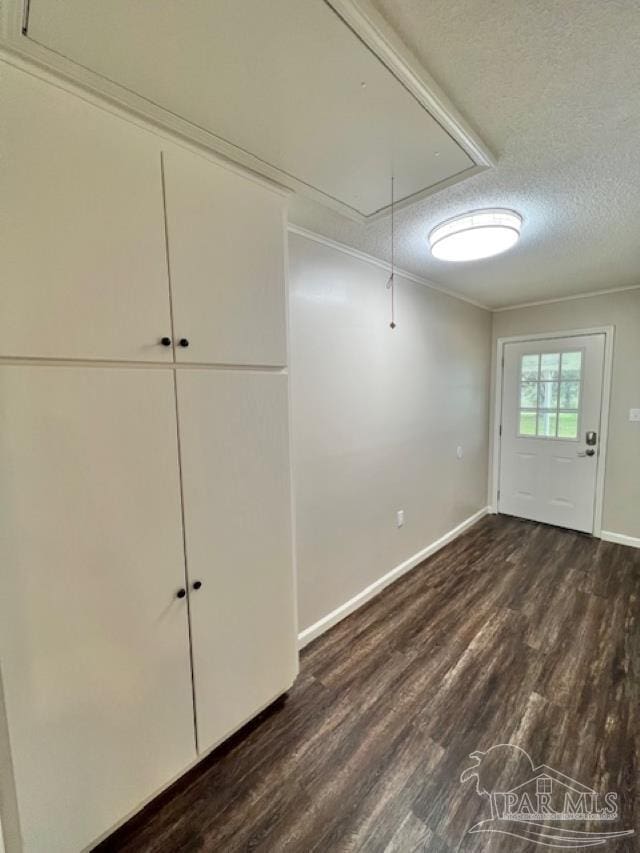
<box><xmin>600</xmin><ymin>530</ymin><xmax>640</xmax><ymax>549</ymax></box>
<box><xmin>297</xmin><ymin>506</ymin><xmax>490</xmax><ymax>649</ymax></box>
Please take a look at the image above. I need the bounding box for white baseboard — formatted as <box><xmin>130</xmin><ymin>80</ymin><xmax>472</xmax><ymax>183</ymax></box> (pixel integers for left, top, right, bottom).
<box><xmin>600</xmin><ymin>530</ymin><xmax>640</xmax><ymax>549</ymax></box>
<box><xmin>297</xmin><ymin>506</ymin><xmax>490</xmax><ymax>649</ymax></box>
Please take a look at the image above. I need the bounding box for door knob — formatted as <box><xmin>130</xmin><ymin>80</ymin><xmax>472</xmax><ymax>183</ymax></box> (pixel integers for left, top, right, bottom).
<box><xmin>586</xmin><ymin>448</ymin><xmax>595</xmax><ymax>457</ymax></box>
<box><xmin>176</xmin><ymin>588</ymin><xmax>186</xmax><ymax>599</ymax></box>
<box><xmin>192</xmin><ymin>580</ymin><xmax>202</xmax><ymax>590</ymax></box>
<box><xmin>160</xmin><ymin>336</ymin><xmax>172</xmax><ymax>347</ymax></box>
<box><xmin>178</xmin><ymin>338</ymin><xmax>189</xmax><ymax>348</ymax></box>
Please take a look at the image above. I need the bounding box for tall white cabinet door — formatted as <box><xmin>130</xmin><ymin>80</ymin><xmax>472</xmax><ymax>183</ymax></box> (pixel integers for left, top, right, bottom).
<box><xmin>0</xmin><ymin>64</ymin><xmax>173</xmax><ymax>362</ymax></box>
<box><xmin>162</xmin><ymin>149</ymin><xmax>287</xmax><ymax>367</ymax></box>
<box><xmin>176</xmin><ymin>371</ymin><xmax>298</xmax><ymax>753</ymax></box>
<box><xmin>0</xmin><ymin>366</ymin><xmax>196</xmax><ymax>853</ymax></box>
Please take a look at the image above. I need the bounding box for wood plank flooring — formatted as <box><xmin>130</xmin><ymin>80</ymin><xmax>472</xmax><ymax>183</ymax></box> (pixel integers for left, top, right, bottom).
<box><xmin>97</xmin><ymin>516</ymin><xmax>640</xmax><ymax>852</ymax></box>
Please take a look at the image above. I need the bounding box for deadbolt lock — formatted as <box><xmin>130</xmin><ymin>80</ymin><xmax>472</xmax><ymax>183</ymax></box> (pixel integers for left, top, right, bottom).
<box><xmin>585</xmin><ymin>430</ymin><xmax>597</xmax><ymax>446</ymax></box>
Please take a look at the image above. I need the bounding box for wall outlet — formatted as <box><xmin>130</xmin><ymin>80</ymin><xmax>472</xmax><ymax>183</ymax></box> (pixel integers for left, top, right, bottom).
<box><xmin>630</xmin><ymin>408</ymin><xmax>640</xmax><ymax>422</ymax></box>
<box><xmin>456</xmin><ymin>445</ymin><xmax>464</xmax><ymax>459</ymax></box>
<box><xmin>396</xmin><ymin>509</ymin><xmax>405</xmax><ymax>528</ymax></box>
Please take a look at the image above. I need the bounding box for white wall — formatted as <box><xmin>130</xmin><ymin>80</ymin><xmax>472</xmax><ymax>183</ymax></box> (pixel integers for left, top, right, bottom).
<box><xmin>492</xmin><ymin>289</ymin><xmax>640</xmax><ymax>539</ymax></box>
<box><xmin>289</xmin><ymin>232</ymin><xmax>492</xmax><ymax>635</ymax></box>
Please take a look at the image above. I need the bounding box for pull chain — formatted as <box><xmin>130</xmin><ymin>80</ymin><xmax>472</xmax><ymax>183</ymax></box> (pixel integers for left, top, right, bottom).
<box><xmin>386</xmin><ymin>176</ymin><xmax>396</xmax><ymax>329</ymax></box>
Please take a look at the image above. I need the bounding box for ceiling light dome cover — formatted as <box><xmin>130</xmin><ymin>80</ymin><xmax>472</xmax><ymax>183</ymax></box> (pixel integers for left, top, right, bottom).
<box><xmin>429</xmin><ymin>208</ymin><xmax>522</xmax><ymax>262</ymax></box>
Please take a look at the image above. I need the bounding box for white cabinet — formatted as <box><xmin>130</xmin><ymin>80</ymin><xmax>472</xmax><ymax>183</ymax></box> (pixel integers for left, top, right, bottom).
<box><xmin>176</xmin><ymin>371</ymin><xmax>297</xmax><ymax>752</ymax></box>
<box><xmin>0</xmin><ymin>366</ymin><xmax>196</xmax><ymax>853</ymax></box>
<box><xmin>162</xmin><ymin>149</ymin><xmax>288</xmax><ymax>367</ymax></box>
<box><xmin>0</xmin><ymin>66</ymin><xmax>288</xmax><ymax>366</ymax></box>
<box><xmin>0</xmin><ymin>64</ymin><xmax>297</xmax><ymax>853</ymax></box>
<box><xmin>0</xmin><ymin>65</ymin><xmax>173</xmax><ymax>362</ymax></box>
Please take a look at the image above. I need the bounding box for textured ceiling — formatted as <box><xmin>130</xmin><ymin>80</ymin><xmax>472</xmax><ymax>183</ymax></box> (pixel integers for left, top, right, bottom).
<box><xmin>288</xmin><ymin>0</ymin><xmax>640</xmax><ymax>309</ymax></box>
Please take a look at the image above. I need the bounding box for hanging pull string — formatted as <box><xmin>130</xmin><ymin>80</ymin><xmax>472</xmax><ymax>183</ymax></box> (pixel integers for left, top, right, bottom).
<box><xmin>385</xmin><ymin>176</ymin><xmax>396</xmax><ymax>329</ymax></box>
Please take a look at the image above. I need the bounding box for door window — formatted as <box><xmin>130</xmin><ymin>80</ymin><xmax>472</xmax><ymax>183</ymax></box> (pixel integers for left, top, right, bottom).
<box><xmin>518</xmin><ymin>351</ymin><xmax>582</xmax><ymax>439</ymax></box>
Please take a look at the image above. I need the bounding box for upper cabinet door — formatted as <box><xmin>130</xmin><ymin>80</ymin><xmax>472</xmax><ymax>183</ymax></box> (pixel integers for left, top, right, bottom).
<box><xmin>0</xmin><ymin>65</ymin><xmax>173</xmax><ymax>362</ymax></box>
<box><xmin>176</xmin><ymin>370</ymin><xmax>298</xmax><ymax>754</ymax></box>
<box><xmin>162</xmin><ymin>149</ymin><xmax>287</xmax><ymax>366</ymax></box>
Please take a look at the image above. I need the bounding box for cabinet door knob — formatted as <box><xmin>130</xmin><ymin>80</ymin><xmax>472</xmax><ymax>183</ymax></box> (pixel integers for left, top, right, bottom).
<box><xmin>178</xmin><ymin>338</ymin><xmax>189</xmax><ymax>348</ymax></box>
<box><xmin>193</xmin><ymin>580</ymin><xmax>202</xmax><ymax>590</ymax></box>
<box><xmin>176</xmin><ymin>588</ymin><xmax>186</xmax><ymax>599</ymax></box>
<box><xmin>160</xmin><ymin>337</ymin><xmax>172</xmax><ymax>347</ymax></box>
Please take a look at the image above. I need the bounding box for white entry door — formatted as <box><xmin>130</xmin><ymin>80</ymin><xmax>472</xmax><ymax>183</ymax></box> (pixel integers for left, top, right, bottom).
<box><xmin>498</xmin><ymin>333</ymin><xmax>606</xmax><ymax>533</ymax></box>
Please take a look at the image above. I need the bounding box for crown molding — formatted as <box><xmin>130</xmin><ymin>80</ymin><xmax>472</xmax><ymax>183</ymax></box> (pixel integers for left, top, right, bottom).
<box><xmin>493</xmin><ymin>284</ymin><xmax>640</xmax><ymax>312</ymax></box>
<box><xmin>289</xmin><ymin>225</ymin><xmax>640</xmax><ymax>313</ymax></box>
<box><xmin>288</xmin><ymin>224</ymin><xmax>491</xmax><ymax>311</ymax></box>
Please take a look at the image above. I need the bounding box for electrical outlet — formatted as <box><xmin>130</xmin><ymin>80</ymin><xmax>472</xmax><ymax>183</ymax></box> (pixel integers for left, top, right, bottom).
<box><xmin>396</xmin><ymin>510</ymin><xmax>404</xmax><ymax>528</ymax></box>
<box><xmin>456</xmin><ymin>445</ymin><xmax>464</xmax><ymax>459</ymax></box>
<box><xmin>630</xmin><ymin>408</ymin><xmax>640</xmax><ymax>422</ymax></box>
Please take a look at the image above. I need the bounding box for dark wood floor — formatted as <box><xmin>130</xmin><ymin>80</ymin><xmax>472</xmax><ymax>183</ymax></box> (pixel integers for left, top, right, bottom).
<box><xmin>98</xmin><ymin>515</ymin><xmax>639</xmax><ymax>852</ymax></box>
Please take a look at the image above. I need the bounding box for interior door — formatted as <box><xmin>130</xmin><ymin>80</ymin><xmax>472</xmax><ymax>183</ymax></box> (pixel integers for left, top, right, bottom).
<box><xmin>176</xmin><ymin>370</ymin><xmax>298</xmax><ymax>754</ymax></box>
<box><xmin>499</xmin><ymin>334</ymin><xmax>605</xmax><ymax>533</ymax></box>
<box><xmin>0</xmin><ymin>366</ymin><xmax>196</xmax><ymax>853</ymax></box>
<box><xmin>0</xmin><ymin>64</ymin><xmax>173</xmax><ymax>362</ymax></box>
<box><xmin>162</xmin><ymin>149</ymin><xmax>287</xmax><ymax>367</ymax></box>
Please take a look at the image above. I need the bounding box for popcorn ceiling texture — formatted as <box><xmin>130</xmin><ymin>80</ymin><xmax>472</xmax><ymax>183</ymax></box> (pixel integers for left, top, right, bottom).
<box><xmin>288</xmin><ymin>0</ymin><xmax>640</xmax><ymax>309</ymax></box>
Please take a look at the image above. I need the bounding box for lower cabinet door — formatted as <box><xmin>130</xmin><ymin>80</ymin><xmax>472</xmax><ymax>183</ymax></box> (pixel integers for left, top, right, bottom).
<box><xmin>0</xmin><ymin>366</ymin><xmax>196</xmax><ymax>853</ymax></box>
<box><xmin>176</xmin><ymin>370</ymin><xmax>298</xmax><ymax>753</ymax></box>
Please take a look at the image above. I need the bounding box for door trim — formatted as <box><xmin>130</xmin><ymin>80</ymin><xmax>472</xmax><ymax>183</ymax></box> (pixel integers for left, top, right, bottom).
<box><xmin>491</xmin><ymin>326</ymin><xmax>615</xmax><ymax>537</ymax></box>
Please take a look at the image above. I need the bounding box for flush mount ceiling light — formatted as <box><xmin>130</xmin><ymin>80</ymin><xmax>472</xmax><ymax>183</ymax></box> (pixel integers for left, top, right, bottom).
<box><xmin>429</xmin><ymin>209</ymin><xmax>522</xmax><ymax>262</ymax></box>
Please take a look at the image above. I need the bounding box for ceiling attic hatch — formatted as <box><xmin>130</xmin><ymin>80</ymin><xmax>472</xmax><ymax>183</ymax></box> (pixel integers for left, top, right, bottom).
<box><xmin>18</xmin><ymin>0</ymin><xmax>493</xmax><ymax>220</ymax></box>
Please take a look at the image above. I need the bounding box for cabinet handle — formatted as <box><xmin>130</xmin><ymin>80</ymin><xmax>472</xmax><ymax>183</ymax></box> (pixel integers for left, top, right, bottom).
<box><xmin>176</xmin><ymin>588</ymin><xmax>186</xmax><ymax>599</ymax></box>
<box><xmin>160</xmin><ymin>337</ymin><xmax>172</xmax><ymax>347</ymax></box>
<box><xmin>178</xmin><ymin>338</ymin><xmax>189</xmax><ymax>348</ymax></box>
<box><xmin>192</xmin><ymin>580</ymin><xmax>202</xmax><ymax>590</ymax></box>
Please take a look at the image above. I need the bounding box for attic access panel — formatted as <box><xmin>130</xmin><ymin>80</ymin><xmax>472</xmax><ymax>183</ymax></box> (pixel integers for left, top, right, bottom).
<box><xmin>24</xmin><ymin>0</ymin><xmax>479</xmax><ymax>218</ymax></box>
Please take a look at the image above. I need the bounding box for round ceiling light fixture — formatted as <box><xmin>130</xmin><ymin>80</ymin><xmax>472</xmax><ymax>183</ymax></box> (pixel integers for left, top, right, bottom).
<box><xmin>429</xmin><ymin>208</ymin><xmax>522</xmax><ymax>262</ymax></box>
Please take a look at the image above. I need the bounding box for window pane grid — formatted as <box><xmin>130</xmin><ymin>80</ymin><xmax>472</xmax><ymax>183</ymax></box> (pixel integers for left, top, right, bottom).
<box><xmin>517</xmin><ymin>350</ymin><xmax>582</xmax><ymax>439</ymax></box>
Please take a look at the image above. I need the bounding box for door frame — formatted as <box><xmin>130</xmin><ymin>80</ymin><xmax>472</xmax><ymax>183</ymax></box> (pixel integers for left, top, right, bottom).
<box><xmin>491</xmin><ymin>326</ymin><xmax>615</xmax><ymax>537</ymax></box>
